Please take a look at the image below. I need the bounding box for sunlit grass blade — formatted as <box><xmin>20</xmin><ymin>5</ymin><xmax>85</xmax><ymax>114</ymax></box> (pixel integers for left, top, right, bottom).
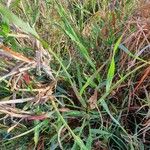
<box><xmin>106</xmin><ymin>36</ymin><xmax>122</xmax><ymax>92</ymax></box>
<box><xmin>0</xmin><ymin>3</ymin><xmax>39</xmax><ymax>38</ymax></box>
<box><xmin>97</xmin><ymin>63</ymin><xmax>147</xmax><ymax>134</ymax></box>
<box><xmin>98</xmin><ymin>63</ymin><xmax>147</xmax><ymax>105</ymax></box>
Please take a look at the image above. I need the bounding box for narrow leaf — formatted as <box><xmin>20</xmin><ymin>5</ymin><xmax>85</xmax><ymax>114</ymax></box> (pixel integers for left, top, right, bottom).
<box><xmin>0</xmin><ymin>3</ymin><xmax>39</xmax><ymax>37</ymax></box>
<box><xmin>106</xmin><ymin>36</ymin><xmax>122</xmax><ymax>92</ymax></box>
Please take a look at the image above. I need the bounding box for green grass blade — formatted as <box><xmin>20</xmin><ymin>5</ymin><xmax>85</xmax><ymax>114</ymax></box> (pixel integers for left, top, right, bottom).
<box><xmin>119</xmin><ymin>44</ymin><xmax>150</xmax><ymax>65</ymax></box>
<box><xmin>34</xmin><ymin>121</ymin><xmax>40</xmax><ymax>148</ymax></box>
<box><xmin>0</xmin><ymin>3</ymin><xmax>39</xmax><ymax>38</ymax></box>
<box><xmin>55</xmin><ymin>1</ymin><xmax>95</xmax><ymax>69</ymax></box>
<box><xmin>71</xmin><ymin>119</ymin><xmax>86</xmax><ymax>150</ymax></box>
<box><xmin>86</xmin><ymin>126</ymin><xmax>93</xmax><ymax>150</ymax></box>
<box><xmin>8</xmin><ymin>120</ymin><xmax>49</xmax><ymax>140</ymax></box>
<box><xmin>80</xmin><ymin>62</ymin><xmax>107</xmax><ymax>95</ymax></box>
<box><xmin>98</xmin><ymin>63</ymin><xmax>147</xmax><ymax>134</ymax></box>
<box><xmin>47</xmin><ymin>47</ymin><xmax>87</xmax><ymax>108</ymax></box>
<box><xmin>106</xmin><ymin>36</ymin><xmax>122</xmax><ymax>92</ymax></box>
<box><xmin>51</xmin><ymin>99</ymin><xmax>88</xmax><ymax>150</ymax></box>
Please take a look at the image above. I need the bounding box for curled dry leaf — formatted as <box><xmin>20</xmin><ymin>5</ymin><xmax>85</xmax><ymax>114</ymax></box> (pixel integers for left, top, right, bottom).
<box><xmin>88</xmin><ymin>89</ymin><xmax>98</xmax><ymax>110</ymax></box>
<box><xmin>22</xmin><ymin>72</ymin><xmax>31</xmax><ymax>85</ymax></box>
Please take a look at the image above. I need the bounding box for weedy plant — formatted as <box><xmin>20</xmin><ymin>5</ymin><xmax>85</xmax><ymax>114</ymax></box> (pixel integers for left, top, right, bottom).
<box><xmin>0</xmin><ymin>0</ymin><xmax>150</xmax><ymax>149</ymax></box>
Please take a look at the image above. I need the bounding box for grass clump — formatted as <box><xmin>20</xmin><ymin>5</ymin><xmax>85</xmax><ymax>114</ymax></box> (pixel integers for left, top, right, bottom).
<box><xmin>0</xmin><ymin>0</ymin><xmax>150</xmax><ymax>149</ymax></box>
